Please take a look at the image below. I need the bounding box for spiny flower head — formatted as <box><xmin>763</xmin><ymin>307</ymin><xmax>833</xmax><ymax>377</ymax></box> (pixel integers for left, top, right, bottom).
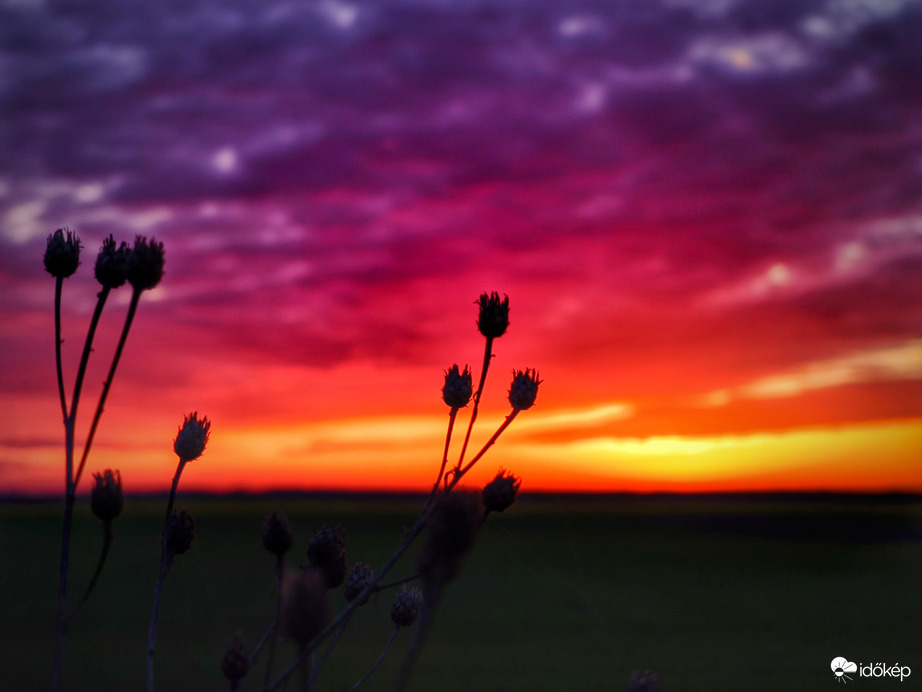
<box><xmin>221</xmin><ymin>631</ymin><xmax>249</xmax><ymax>688</ymax></box>
<box><xmin>508</xmin><ymin>368</ymin><xmax>541</xmax><ymax>411</ymax></box>
<box><xmin>262</xmin><ymin>512</ymin><xmax>294</xmax><ymax>557</ymax></box>
<box><xmin>90</xmin><ymin>469</ymin><xmax>124</xmax><ymax>523</ymax></box>
<box><xmin>94</xmin><ymin>235</ymin><xmax>130</xmax><ymax>289</ymax></box>
<box><xmin>126</xmin><ymin>235</ymin><xmax>164</xmax><ymax>291</ymax></box>
<box><xmin>44</xmin><ymin>227</ymin><xmax>82</xmax><ymax>278</ymax></box>
<box><xmin>482</xmin><ymin>469</ymin><xmax>521</xmax><ymax>513</ymax></box>
<box><xmin>307</xmin><ymin>522</ymin><xmax>347</xmax><ymax>588</ymax></box>
<box><xmin>343</xmin><ymin>562</ymin><xmax>375</xmax><ymax>604</ymax></box>
<box><xmin>174</xmin><ymin>412</ymin><xmax>211</xmax><ymax>463</ymax></box>
<box><xmin>280</xmin><ymin>569</ymin><xmax>330</xmax><ymax>644</ymax></box>
<box><xmin>442</xmin><ymin>364</ymin><xmax>473</xmax><ymax>409</ymax></box>
<box><xmin>390</xmin><ymin>585</ymin><xmax>423</xmax><ymax>628</ymax></box>
<box><xmin>476</xmin><ymin>291</ymin><xmax>509</xmax><ymax>338</ymax></box>
<box><xmin>165</xmin><ymin>509</ymin><xmax>195</xmax><ymax>555</ymax></box>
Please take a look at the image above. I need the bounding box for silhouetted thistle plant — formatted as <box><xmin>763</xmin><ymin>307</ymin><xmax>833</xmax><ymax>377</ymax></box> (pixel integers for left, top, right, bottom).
<box><xmin>239</xmin><ymin>291</ymin><xmax>540</xmax><ymax>692</ymax></box>
<box><xmin>223</xmin><ymin>632</ymin><xmax>251</xmax><ymax>691</ymax></box>
<box><xmin>147</xmin><ymin>412</ymin><xmax>211</xmax><ymax>692</ymax></box>
<box><xmin>44</xmin><ymin>228</ymin><xmax>162</xmax><ymax>692</ymax></box>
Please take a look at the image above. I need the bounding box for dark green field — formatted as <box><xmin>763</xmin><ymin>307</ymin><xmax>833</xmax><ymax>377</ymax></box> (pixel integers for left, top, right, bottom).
<box><xmin>2</xmin><ymin>494</ymin><xmax>920</xmax><ymax>691</ymax></box>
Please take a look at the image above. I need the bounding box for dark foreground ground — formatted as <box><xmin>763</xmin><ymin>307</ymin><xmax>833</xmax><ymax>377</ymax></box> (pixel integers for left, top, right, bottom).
<box><xmin>2</xmin><ymin>493</ymin><xmax>920</xmax><ymax>691</ymax></box>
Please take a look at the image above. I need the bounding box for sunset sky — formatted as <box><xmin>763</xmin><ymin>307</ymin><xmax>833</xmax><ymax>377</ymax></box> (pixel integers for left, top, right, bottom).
<box><xmin>1</xmin><ymin>0</ymin><xmax>921</xmax><ymax>495</ymax></box>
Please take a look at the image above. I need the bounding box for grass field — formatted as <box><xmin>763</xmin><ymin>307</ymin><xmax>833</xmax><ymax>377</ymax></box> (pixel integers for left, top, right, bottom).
<box><xmin>2</xmin><ymin>493</ymin><xmax>920</xmax><ymax>691</ymax></box>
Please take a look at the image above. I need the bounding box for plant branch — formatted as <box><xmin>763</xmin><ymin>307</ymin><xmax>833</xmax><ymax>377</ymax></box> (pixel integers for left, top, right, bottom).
<box><xmin>455</xmin><ymin>335</ymin><xmax>493</xmax><ymax>470</ymax></box>
<box><xmin>66</xmin><ymin>519</ymin><xmax>113</xmax><ymax>630</ymax></box>
<box><xmin>348</xmin><ymin>625</ymin><xmax>399</xmax><ymax>692</ymax></box>
<box><xmin>74</xmin><ymin>287</ymin><xmax>141</xmax><ymax>489</ymax></box>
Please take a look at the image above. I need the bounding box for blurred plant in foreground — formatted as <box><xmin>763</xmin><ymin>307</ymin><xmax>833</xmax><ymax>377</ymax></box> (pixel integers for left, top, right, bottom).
<box><xmin>44</xmin><ymin>229</ymin><xmax>163</xmax><ymax>691</ymax></box>
<box><xmin>228</xmin><ymin>291</ymin><xmax>537</xmax><ymax>692</ymax></box>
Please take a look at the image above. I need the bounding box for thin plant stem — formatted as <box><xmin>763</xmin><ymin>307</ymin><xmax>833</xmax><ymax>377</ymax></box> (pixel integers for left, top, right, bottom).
<box><xmin>348</xmin><ymin>626</ymin><xmax>399</xmax><ymax>692</ymax></box>
<box><xmin>147</xmin><ymin>460</ymin><xmax>185</xmax><ymax>692</ymax></box>
<box><xmin>51</xmin><ymin>474</ymin><xmax>74</xmax><ymax>692</ymax></box>
<box><xmin>250</xmin><ymin>621</ymin><xmax>277</xmax><ymax>667</ymax></box>
<box><xmin>147</xmin><ymin>549</ymin><xmax>173</xmax><ymax>692</ymax></box>
<box><xmin>54</xmin><ymin>277</ymin><xmax>68</xmax><ymax>422</ymax></box>
<box><xmin>66</xmin><ymin>519</ymin><xmax>113</xmax><ymax>630</ymax></box>
<box><xmin>307</xmin><ymin>614</ymin><xmax>351</xmax><ymax>689</ymax></box>
<box><xmin>74</xmin><ymin>287</ymin><xmax>141</xmax><ymax>489</ymax></box>
<box><xmin>68</xmin><ymin>286</ymin><xmax>111</xmax><ymax>454</ymax></box>
<box><xmin>455</xmin><ymin>335</ymin><xmax>493</xmax><ymax>470</ymax></box>
<box><xmin>449</xmin><ymin>409</ymin><xmax>520</xmax><ymax>489</ymax></box>
<box><xmin>264</xmin><ymin>554</ymin><xmax>284</xmax><ymax>688</ymax></box>
<box><xmin>51</xmin><ymin>275</ymin><xmax>73</xmax><ymax>692</ymax></box>
<box><xmin>422</xmin><ymin>408</ymin><xmax>457</xmax><ymax>517</ymax></box>
<box><xmin>164</xmin><ymin>460</ymin><xmax>185</xmax><ymax>526</ymax></box>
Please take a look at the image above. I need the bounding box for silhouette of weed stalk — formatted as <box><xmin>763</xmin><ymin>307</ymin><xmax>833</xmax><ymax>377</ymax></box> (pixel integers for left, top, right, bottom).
<box><xmin>45</xmin><ymin>230</ymin><xmax>546</xmax><ymax>691</ymax></box>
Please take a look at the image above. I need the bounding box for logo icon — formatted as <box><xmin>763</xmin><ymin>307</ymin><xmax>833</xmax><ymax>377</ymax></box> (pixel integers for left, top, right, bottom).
<box><xmin>831</xmin><ymin>657</ymin><xmax>858</xmax><ymax>684</ymax></box>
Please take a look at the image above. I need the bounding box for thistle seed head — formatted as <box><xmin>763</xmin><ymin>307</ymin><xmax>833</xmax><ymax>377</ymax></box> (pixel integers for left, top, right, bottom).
<box><xmin>390</xmin><ymin>585</ymin><xmax>423</xmax><ymax>628</ymax></box>
<box><xmin>262</xmin><ymin>512</ymin><xmax>294</xmax><ymax>557</ymax></box>
<box><xmin>44</xmin><ymin>227</ymin><xmax>82</xmax><ymax>278</ymax></box>
<box><xmin>126</xmin><ymin>235</ymin><xmax>164</xmax><ymax>291</ymax></box>
<box><xmin>307</xmin><ymin>522</ymin><xmax>347</xmax><ymax>588</ymax></box>
<box><xmin>221</xmin><ymin>631</ymin><xmax>249</xmax><ymax>687</ymax></box>
<box><xmin>442</xmin><ymin>364</ymin><xmax>473</xmax><ymax>409</ymax></box>
<box><xmin>343</xmin><ymin>562</ymin><xmax>375</xmax><ymax>604</ymax></box>
<box><xmin>94</xmin><ymin>235</ymin><xmax>130</xmax><ymax>288</ymax></box>
<box><xmin>508</xmin><ymin>368</ymin><xmax>541</xmax><ymax>411</ymax></box>
<box><xmin>482</xmin><ymin>469</ymin><xmax>521</xmax><ymax>513</ymax></box>
<box><xmin>165</xmin><ymin>510</ymin><xmax>195</xmax><ymax>555</ymax></box>
<box><xmin>174</xmin><ymin>412</ymin><xmax>211</xmax><ymax>463</ymax></box>
<box><xmin>90</xmin><ymin>469</ymin><xmax>124</xmax><ymax>523</ymax></box>
<box><xmin>280</xmin><ymin>569</ymin><xmax>330</xmax><ymax>644</ymax></box>
<box><xmin>476</xmin><ymin>291</ymin><xmax>509</xmax><ymax>339</ymax></box>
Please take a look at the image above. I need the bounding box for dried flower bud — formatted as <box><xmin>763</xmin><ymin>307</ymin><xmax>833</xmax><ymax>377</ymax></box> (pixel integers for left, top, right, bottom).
<box><xmin>221</xmin><ymin>631</ymin><xmax>249</xmax><ymax>688</ymax></box>
<box><xmin>165</xmin><ymin>510</ymin><xmax>195</xmax><ymax>555</ymax></box>
<box><xmin>482</xmin><ymin>469</ymin><xmax>521</xmax><ymax>513</ymax></box>
<box><xmin>343</xmin><ymin>563</ymin><xmax>375</xmax><ymax>604</ymax></box>
<box><xmin>442</xmin><ymin>364</ymin><xmax>473</xmax><ymax>409</ymax></box>
<box><xmin>417</xmin><ymin>491</ymin><xmax>481</xmax><ymax>584</ymax></box>
<box><xmin>508</xmin><ymin>368</ymin><xmax>541</xmax><ymax>411</ymax></box>
<box><xmin>628</xmin><ymin>671</ymin><xmax>660</xmax><ymax>692</ymax></box>
<box><xmin>280</xmin><ymin>569</ymin><xmax>330</xmax><ymax>644</ymax></box>
<box><xmin>262</xmin><ymin>512</ymin><xmax>293</xmax><ymax>557</ymax></box>
<box><xmin>126</xmin><ymin>235</ymin><xmax>164</xmax><ymax>291</ymax></box>
<box><xmin>174</xmin><ymin>412</ymin><xmax>211</xmax><ymax>463</ymax></box>
<box><xmin>90</xmin><ymin>469</ymin><xmax>124</xmax><ymax>523</ymax></box>
<box><xmin>476</xmin><ymin>291</ymin><xmax>510</xmax><ymax>338</ymax></box>
<box><xmin>390</xmin><ymin>585</ymin><xmax>423</xmax><ymax>628</ymax></box>
<box><xmin>94</xmin><ymin>235</ymin><xmax>130</xmax><ymax>289</ymax></box>
<box><xmin>307</xmin><ymin>522</ymin><xmax>346</xmax><ymax>588</ymax></box>
<box><xmin>44</xmin><ymin>228</ymin><xmax>82</xmax><ymax>278</ymax></box>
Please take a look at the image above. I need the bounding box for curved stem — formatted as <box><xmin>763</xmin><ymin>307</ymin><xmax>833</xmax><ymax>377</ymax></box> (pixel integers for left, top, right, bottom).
<box><xmin>75</xmin><ymin>288</ymin><xmax>141</xmax><ymax>489</ymax></box>
<box><xmin>456</xmin><ymin>336</ymin><xmax>493</xmax><ymax>470</ymax></box>
<box><xmin>164</xmin><ymin>460</ymin><xmax>185</xmax><ymax>527</ymax></box>
<box><xmin>147</xmin><ymin>548</ymin><xmax>173</xmax><ymax>692</ymax></box>
<box><xmin>348</xmin><ymin>626</ymin><xmax>399</xmax><ymax>692</ymax></box>
<box><xmin>69</xmin><ymin>287</ymin><xmax>111</xmax><ymax>450</ymax></box>
<box><xmin>67</xmin><ymin>519</ymin><xmax>113</xmax><ymax>630</ymax></box>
